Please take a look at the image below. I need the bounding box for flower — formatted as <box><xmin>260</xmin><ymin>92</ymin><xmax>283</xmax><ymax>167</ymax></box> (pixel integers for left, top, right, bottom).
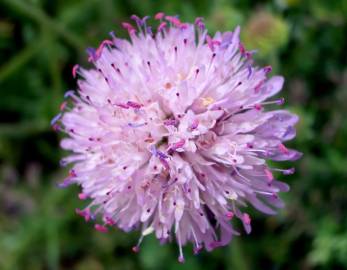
<box><xmin>52</xmin><ymin>14</ymin><xmax>301</xmax><ymax>261</ymax></box>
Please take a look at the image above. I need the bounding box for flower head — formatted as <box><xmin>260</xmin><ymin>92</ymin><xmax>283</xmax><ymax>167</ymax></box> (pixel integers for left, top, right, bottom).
<box><xmin>53</xmin><ymin>14</ymin><xmax>301</xmax><ymax>261</ymax></box>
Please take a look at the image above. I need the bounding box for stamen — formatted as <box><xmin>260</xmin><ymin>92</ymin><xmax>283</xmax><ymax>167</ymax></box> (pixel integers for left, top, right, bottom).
<box><xmin>168</xmin><ymin>139</ymin><xmax>185</xmax><ymax>152</ymax></box>
<box><xmin>256</xmin><ymin>190</ymin><xmax>276</xmax><ymax>196</ymax></box>
<box><xmin>276</xmin><ymin>97</ymin><xmax>285</xmax><ymax>105</ymax></box>
<box><xmin>69</xmin><ymin>169</ymin><xmax>77</xmax><ymax>177</ymax></box>
<box><xmin>179</xmin><ymin>23</ymin><xmax>188</xmax><ymax>30</ymax></box>
<box><xmin>115</xmin><ymin>103</ymin><xmax>129</xmax><ymax>109</ymax></box>
<box><xmin>122</xmin><ymin>22</ymin><xmax>136</xmax><ymax>35</ymax></box>
<box><xmin>126</xmin><ymin>101</ymin><xmax>143</xmax><ymax>109</ymax></box>
<box><xmin>165</xmin><ymin>15</ymin><xmax>181</xmax><ymax>27</ymax></box>
<box><xmin>206</xmin><ymin>35</ymin><xmax>214</xmax><ymax>51</ymax></box>
<box><xmin>86</xmin><ymin>47</ymin><xmax>96</xmax><ymax>62</ymax></box>
<box><xmin>146</xmin><ymin>26</ymin><xmax>153</xmax><ymax>36</ymax></box>
<box><xmin>52</xmin><ymin>124</ymin><xmax>60</xmax><ymax>131</ymax></box>
<box><xmin>247</xmin><ymin>65</ymin><xmax>252</xmax><ymax>79</ymax></box>
<box><xmin>75</xmin><ymin>208</ymin><xmax>91</xmax><ymax>222</ymax></box>
<box><xmin>239</xmin><ymin>43</ymin><xmax>246</xmax><ymax>55</ymax></box>
<box><xmin>163</xmin><ymin>119</ymin><xmax>179</xmax><ymax>126</ymax></box>
<box><xmin>244</xmin><ymin>50</ymin><xmax>257</xmax><ymax>59</ymax></box>
<box><xmin>142</xmin><ymin>226</ymin><xmax>154</xmax><ymax>236</ymax></box>
<box><xmin>132</xmin><ymin>246</ymin><xmax>140</xmax><ymax>253</ymax></box>
<box><xmin>157</xmin><ymin>22</ymin><xmax>167</xmax><ymax>32</ymax></box>
<box><xmin>190</xmin><ymin>226</ymin><xmax>202</xmax><ymax>254</ymax></box>
<box><xmin>264</xmin><ymin>65</ymin><xmax>272</xmax><ymax>74</ymax></box>
<box><xmin>64</xmin><ymin>90</ymin><xmax>75</xmax><ymax>99</ymax></box>
<box><xmin>157</xmin><ymin>150</ymin><xmax>168</xmax><ymax>159</ymax></box>
<box><xmin>272</xmin><ymin>167</ymin><xmax>295</xmax><ymax>175</ymax></box>
<box><xmin>177</xmin><ymin>232</ymin><xmax>185</xmax><ymax>263</ymax></box>
<box><xmin>95</xmin><ymin>224</ymin><xmax>108</xmax><ymax>233</ymax></box>
<box><xmin>109</xmin><ymin>31</ymin><xmax>116</xmax><ymax>41</ymax></box>
<box><xmin>160</xmin><ymin>157</ymin><xmax>170</xmax><ymax>170</ymax></box>
<box><xmin>105</xmin><ymin>216</ymin><xmax>116</xmax><ymax>226</ymax></box>
<box><xmin>190</xmin><ymin>119</ymin><xmax>199</xmax><ymax>130</ymax></box>
<box><xmin>254</xmin><ymin>98</ymin><xmax>285</xmax><ymax>110</ymax></box>
<box><xmin>57</xmin><ymin>177</ymin><xmax>74</xmax><ymax>188</ymax></box>
<box><xmin>278</xmin><ymin>143</ymin><xmax>289</xmax><ymax>154</ymax></box>
<box><xmin>226</xmin><ymin>211</ymin><xmax>234</xmax><ymax>220</ymax></box>
<box><xmin>264</xmin><ymin>168</ymin><xmax>274</xmax><ymax>183</ymax></box>
<box><xmin>132</xmin><ymin>233</ymin><xmax>145</xmax><ymax>253</ymax></box>
<box><xmin>254</xmin><ymin>104</ymin><xmax>263</xmax><ymax>111</ymax></box>
<box><xmin>59</xmin><ymin>101</ymin><xmax>67</xmax><ymax>111</ymax></box>
<box><xmin>141</xmin><ymin>16</ymin><xmax>150</xmax><ymax>27</ymax></box>
<box><xmin>242</xmin><ymin>213</ymin><xmax>251</xmax><ymax>225</ymax></box>
<box><xmin>72</xmin><ymin>64</ymin><xmax>79</xmax><ymax>78</ymax></box>
<box><xmin>95</xmin><ymin>39</ymin><xmax>113</xmax><ymax>59</ymax></box>
<box><xmin>283</xmin><ymin>168</ymin><xmax>295</xmax><ymax>175</ymax></box>
<box><xmin>78</xmin><ymin>193</ymin><xmax>88</xmax><ymax>200</ymax></box>
<box><xmin>128</xmin><ymin>122</ymin><xmax>147</xmax><ymax>128</ymax></box>
<box><xmin>178</xmin><ymin>255</ymin><xmax>185</xmax><ymax>263</ymax></box>
<box><xmin>130</xmin><ymin>14</ymin><xmax>142</xmax><ymax>26</ymax></box>
<box><xmin>195</xmin><ymin>17</ymin><xmax>205</xmax><ymax>30</ymax></box>
<box><xmin>154</xmin><ymin>12</ymin><xmax>165</xmax><ymax>20</ymax></box>
<box><xmin>50</xmin><ymin>113</ymin><xmax>62</xmax><ymax>126</ymax></box>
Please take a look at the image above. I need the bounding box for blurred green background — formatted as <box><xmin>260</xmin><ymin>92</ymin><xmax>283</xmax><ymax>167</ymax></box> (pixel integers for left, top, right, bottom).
<box><xmin>1</xmin><ymin>0</ymin><xmax>347</xmax><ymax>269</ymax></box>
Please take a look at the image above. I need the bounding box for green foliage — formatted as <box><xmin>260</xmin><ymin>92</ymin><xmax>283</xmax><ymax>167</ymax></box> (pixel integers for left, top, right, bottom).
<box><xmin>0</xmin><ymin>0</ymin><xmax>346</xmax><ymax>269</ymax></box>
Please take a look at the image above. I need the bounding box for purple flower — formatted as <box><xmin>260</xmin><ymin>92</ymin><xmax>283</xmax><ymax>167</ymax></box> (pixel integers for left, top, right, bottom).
<box><xmin>53</xmin><ymin>14</ymin><xmax>301</xmax><ymax>261</ymax></box>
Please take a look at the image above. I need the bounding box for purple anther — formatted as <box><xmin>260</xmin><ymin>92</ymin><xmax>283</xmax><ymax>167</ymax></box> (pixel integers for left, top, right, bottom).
<box><xmin>130</xmin><ymin>15</ymin><xmax>142</xmax><ymax>25</ymax></box>
<box><xmin>195</xmin><ymin>17</ymin><xmax>205</xmax><ymax>30</ymax></box>
<box><xmin>86</xmin><ymin>47</ymin><xmax>96</xmax><ymax>62</ymax></box>
<box><xmin>50</xmin><ymin>113</ymin><xmax>62</xmax><ymax>126</ymax></box>
<box><xmin>157</xmin><ymin>150</ymin><xmax>168</xmax><ymax>160</ymax></box>
<box><xmin>64</xmin><ymin>90</ymin><xmax>75</xmax><ymax>99</ymax></box>
<box><xmin>76</xmin><ymin>208</ymin><xmax>91</xmax><ymax>221</ymax></box>
<box><xmin>57</xmin><ymin>177</ymin><xmax>74</xmax><ymax>188</ymax></box>
<box><xmin>190</xmin><ymin>119</ymin><xmax>199</xmax><ymax>130</ymax></box>
<box><xmin>115</xmin><ymin>103</ymin><xmax>129</xmax><ymax>109</ymax></box>
<box><xmin>163</xmin><ymin>119</ymin><xmax>179</xmax><ymax>126</ymax></box>
<box><xmin>247</xmin><ymin>65</ymin><xmax>252</xmax><ymax>79</ymax></box>
<box><xmin>276</xmin><ymin>97</ymin><xmax>285</xmax><ymax>105</ymax></box>
<box><xmin>264</xmin><ymin>65</ymin><xmax>272</xmax><ymax>74</ymax></box>
<box><xmin>283</xmin><ymin>168</ymin><xmax>295</xmax><ymax>175</ymax></box>
<box><xmin>126</xmin><ymin>101</ymin><xmax>143</xmax><ymax>109</ymax></box>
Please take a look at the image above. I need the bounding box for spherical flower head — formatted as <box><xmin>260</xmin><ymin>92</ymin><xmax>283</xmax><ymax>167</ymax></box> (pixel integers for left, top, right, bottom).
<box><xmin>52</xmin><ymin>14</ymin><xmax>302</xmax><ymax>261</ymax></box>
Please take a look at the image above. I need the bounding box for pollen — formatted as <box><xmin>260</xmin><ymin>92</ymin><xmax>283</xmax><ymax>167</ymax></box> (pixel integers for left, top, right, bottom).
<box><xmin>200</xmin><ymin>96</ymin><xmax>215</xmax><ymax>106</ymax></box>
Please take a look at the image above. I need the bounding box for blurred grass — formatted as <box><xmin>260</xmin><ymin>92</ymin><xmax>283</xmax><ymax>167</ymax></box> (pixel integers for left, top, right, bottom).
<box><xmin>1</xmin><ymin>0</ymin><xmax>347</xmax><ymax>269</ymax></box>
